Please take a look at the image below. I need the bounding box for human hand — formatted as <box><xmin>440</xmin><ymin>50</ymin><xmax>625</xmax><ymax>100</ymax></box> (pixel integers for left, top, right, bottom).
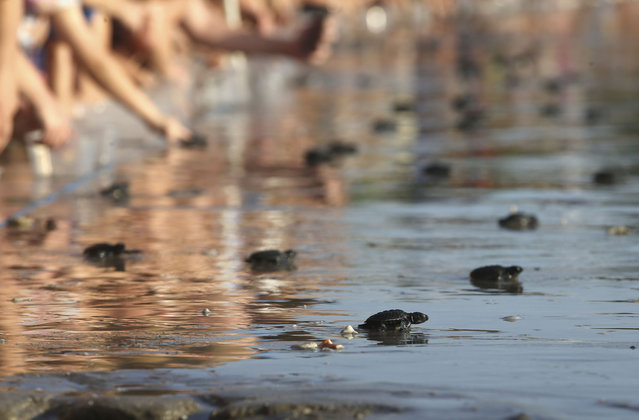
<box><xmin>39</xmin><ymin>106</ymin><xmax>73</xmax><ymax>149</ymax></box>
<box><xmin>157</xmin><ymin>116</ymin><xmax>192</xmax><ymax>144</ymax></box>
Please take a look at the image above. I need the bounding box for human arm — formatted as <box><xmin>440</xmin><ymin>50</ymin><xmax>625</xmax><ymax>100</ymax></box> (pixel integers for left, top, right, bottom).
<box><xmin>182</xmin><ymin>0</ymin><xmax>329</xmax><ymax>60</ymax></box>
<box><xmin>49</xmin><ymin>5</ymin><xmax>191</xmax><ymax>142</ymax></box>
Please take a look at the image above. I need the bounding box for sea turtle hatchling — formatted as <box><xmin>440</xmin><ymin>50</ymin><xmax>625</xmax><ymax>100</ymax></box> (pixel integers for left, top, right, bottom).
<box><xmin>245</xmin><ymin>249</ymin><xmax>297</xmax><ymax>272</ymax></box>
<box><xmin>498</xmin><ymin>212</ymin><xmax>538</xmax><ymax>231</ymax></box>
<box><xmin>83</xmin><ymin>242</ymin><xmax>142</xmax><ymax>272</ymax></box>
<box><xmin>358</xmin><ymin>309</ymin><xmax>429</xmax><ymax>331</ymax></box>
<box><xmin>83</xmin><ymin>242</ymin><xmax>126</xmax><ymax>271</ymax></box>
<box><xmin>470</xmin><ymin>265</ymin><xmax>523</xmax><ymax>293</ymax></box>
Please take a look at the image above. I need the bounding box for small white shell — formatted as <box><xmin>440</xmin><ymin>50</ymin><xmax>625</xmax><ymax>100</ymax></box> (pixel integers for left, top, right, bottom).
<box><xmin>341</xmin><ymin>325</ymin><xmax>358</xmax><ymax>337</ymax></box>
<box><xmin>201</xmin><ymin>308</ymin><xmax>212</xmax><ymax>316</ymax></box>
<box><xmin>291</xmin><ymin>342</ymin><xmax>318</xmax><ymax>351</ymax></box>
<box><xmin>502</xmin><ymin>315</ymin><xmax>521</xmax><ymax>322</ymax></box>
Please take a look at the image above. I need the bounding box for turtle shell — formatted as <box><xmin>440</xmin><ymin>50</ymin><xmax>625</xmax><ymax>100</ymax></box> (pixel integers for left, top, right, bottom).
<box><xmin>358</xmin><ymin>309</ymin><xmax>428</xmax><ymax>331</ymax></box>
<box><xmin>83</xmin><ymin>243</ymin><xmax>125</xmax><ymax>261</ymax></box>
<box><xmin>498</xmin><ymin>213</ymin><xmax>538</xmax><ymax>231</ymax></box>
<box><xmin>469</xmin><ymin>265</ymin><xmax>523</xmax><ymax>293</ymax></box>
<box><xmin>83</xmin><ymin>243</ymin><xmax>127</xmax><ymax>272</ymax></box>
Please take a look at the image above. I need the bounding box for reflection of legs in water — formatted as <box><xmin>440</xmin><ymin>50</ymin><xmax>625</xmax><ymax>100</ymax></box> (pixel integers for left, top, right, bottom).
<box><xmin>181</xmin><ymin>0</ymin><xmax>335</xmax><ymax>64</ymax></box>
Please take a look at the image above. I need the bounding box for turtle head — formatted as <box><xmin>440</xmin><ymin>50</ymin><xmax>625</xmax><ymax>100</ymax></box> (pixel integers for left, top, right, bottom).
<box><xmin>505</xmin><ymin>266</ymin><xmax>523</xmax><ymax>280</ymax></box>
<box><xmin>409</xmin><ymin>312</ymin><xmax>429</xmax><ymax>324</ymax></box>
<box><xmin>113</xmin><ymin>243</ymin><xmax>126</xmax><ymax>254</ymax></box>
<box><xmin>283</xmin><ymin>250</ymin><xmax>297</xmax><ymax>259</ymax></box>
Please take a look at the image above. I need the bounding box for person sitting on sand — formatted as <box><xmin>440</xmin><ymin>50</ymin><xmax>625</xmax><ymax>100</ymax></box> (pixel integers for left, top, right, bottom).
<box><xmin>84</xmin><ymin>0</ymin><xmax>335</xmax><ymax>84</ymax></box>
<box><xmin>23</xmin><ymin>0</ymin><xmax>193</xmax><ymax>144</ymax></box>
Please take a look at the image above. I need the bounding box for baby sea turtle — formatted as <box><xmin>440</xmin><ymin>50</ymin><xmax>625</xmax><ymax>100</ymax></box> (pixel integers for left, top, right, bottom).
<box><xmin>392</xmin><ymin>100</ymin><xmax>417</xmax><ymax>113</ymax></box>
<box><xmin>245</xmin><ymin>249</ymin><xmax>297</xmax><ymax>272</ymax></box>
<box><xmin>593</xmin><ymin>169</ymin><xmax>624</xmax><ymax>186</ymax></box>
<box><xmin>327</xmin><ymin>141</ymin><xmax>358</xmax><ymax>156</ymax></box>
<box><xmin>100</xmin><ymin>181</ymin><xmax>130</xmax><ymax>204</ymax></box>
<box><xmin>83</xmin><ymin>242</ymin><xmax>126</xmax><ymax>271</ymax></box>
<box><xmin>358</xmin><ymin>309</ymin><xmax>429</xmax><ymax>331</ymax></box>
<box><xmin>421</xmin><ymin>162</ymin><xmax>451</xmax><ymax>178</ymax></box>
<box><xmin>83</xmin><ymin>242</ymin><xmax>142</xmax><ymax>272</ymax></box>
<box><xmin>304</xmin><ymin>141</ymin><xmax>358</xmax><ymax>167</ymax></box>
<box><xmin>455</xmin><ymin>108</ymin><xmax>484</xmax><ymax>132</ymax></box>
<box><xmin>451</xmin><ymin>93</ymin><xmax>477</xmax><ymax>111</ymax></box>
<box><xmin>539</xmin><ymin>102</ymin><xmax>562</xmax><ymax>118</ymax></box>
<box><xmin>470</xmin><ymin>265</ymin><xmax>523</xmax><ymax>293</ymax></box>
<box><xmin>372</xmin><ymin>118</ymin><xmax>397</xmax><ymax>133</ymax></box>
<box><xmin>498</xmin><ymin>212</ymin><xmax>538</xmax><ymax>231</ymax></box>
<box><xmin>305</xmin><ymin>148</ymin><xmax>332</xmax><ymax>166</ymax></box>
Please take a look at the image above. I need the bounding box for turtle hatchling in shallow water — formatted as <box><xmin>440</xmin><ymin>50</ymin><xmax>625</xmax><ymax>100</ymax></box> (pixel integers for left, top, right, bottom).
<box><xmin>245</xmin><ymin>249</ymin><xmax>297</xmax><ymax>272</ymax></box>
<box><xmin>498</xmin><ymin>212</ymin><xmax>538</xmax><ymax>231</ymax></box>
<box><xmin>83</xmin><ymin>242</ymin><xmax>126</xmax><ymax>271</ymax></box>
<box><xmin>470</xmin><ymin>265</ymin><xmax>523</xmax><ymax>293</ymax></box>
<box><xmin>83</xmin><ymin>242</ymin><xmax>142</xmax><ymax>272</ymax></box>
<box><xmin>358</xmin><ymin>309</ymin><xmax>428</xmax><ymax>331</ymax></box>
<box><xmin>100</xmin><ymin>181</ymin><xmax>129</xmax><ymax>204</ymax></box>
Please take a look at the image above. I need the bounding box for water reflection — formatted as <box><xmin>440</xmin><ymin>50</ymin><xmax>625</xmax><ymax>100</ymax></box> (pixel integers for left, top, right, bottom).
<box><xmin>1</xmin><ymin>2</ymin><xmax>639</xmax><ymax>390</ymax></box>
<box><xmin>362</xmin><ymin>331</ymin><xmax>429</xmax><ymax>346</ymax></box>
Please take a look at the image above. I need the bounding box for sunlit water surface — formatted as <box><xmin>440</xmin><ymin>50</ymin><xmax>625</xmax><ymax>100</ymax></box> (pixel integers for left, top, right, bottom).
<box><xmin>1</xmin><ymin>3</ymin><xmax>639</xmax><ymax>419</ymax></box>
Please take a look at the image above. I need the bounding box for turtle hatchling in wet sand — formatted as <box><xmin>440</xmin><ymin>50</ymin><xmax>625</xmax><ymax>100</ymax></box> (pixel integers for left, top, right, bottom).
<box><xmin>358</xmin><ymin>309</ymin><xmax>429</xmax><ymax>331</ymax></box>
<box><xmin>498</xmin><ymin>212</ymin><xmax>538</xmax><ymax>231</ymax></box>
<box><xmin>245</xmin><ymin>249</ymin><xmax>297</xmax><ymax>272</ymax></box>
<box><xmin>470</xmin><ymin>265</ymin><xmax>523</xmax><ymax>293</ymax></box>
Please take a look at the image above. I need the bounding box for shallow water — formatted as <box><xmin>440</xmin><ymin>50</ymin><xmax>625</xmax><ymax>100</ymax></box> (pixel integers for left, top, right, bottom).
<box><xmin>2</xmin><ymin>2</ymin><xmax>639</xmax><ymax>419</ymax></box>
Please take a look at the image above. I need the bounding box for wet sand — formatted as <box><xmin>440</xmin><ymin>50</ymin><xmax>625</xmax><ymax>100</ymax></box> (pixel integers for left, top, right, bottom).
<box><xmin>2</xmin><ymin>2</ymin><xmax>639</xmax><ymax>419</ymax></box>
